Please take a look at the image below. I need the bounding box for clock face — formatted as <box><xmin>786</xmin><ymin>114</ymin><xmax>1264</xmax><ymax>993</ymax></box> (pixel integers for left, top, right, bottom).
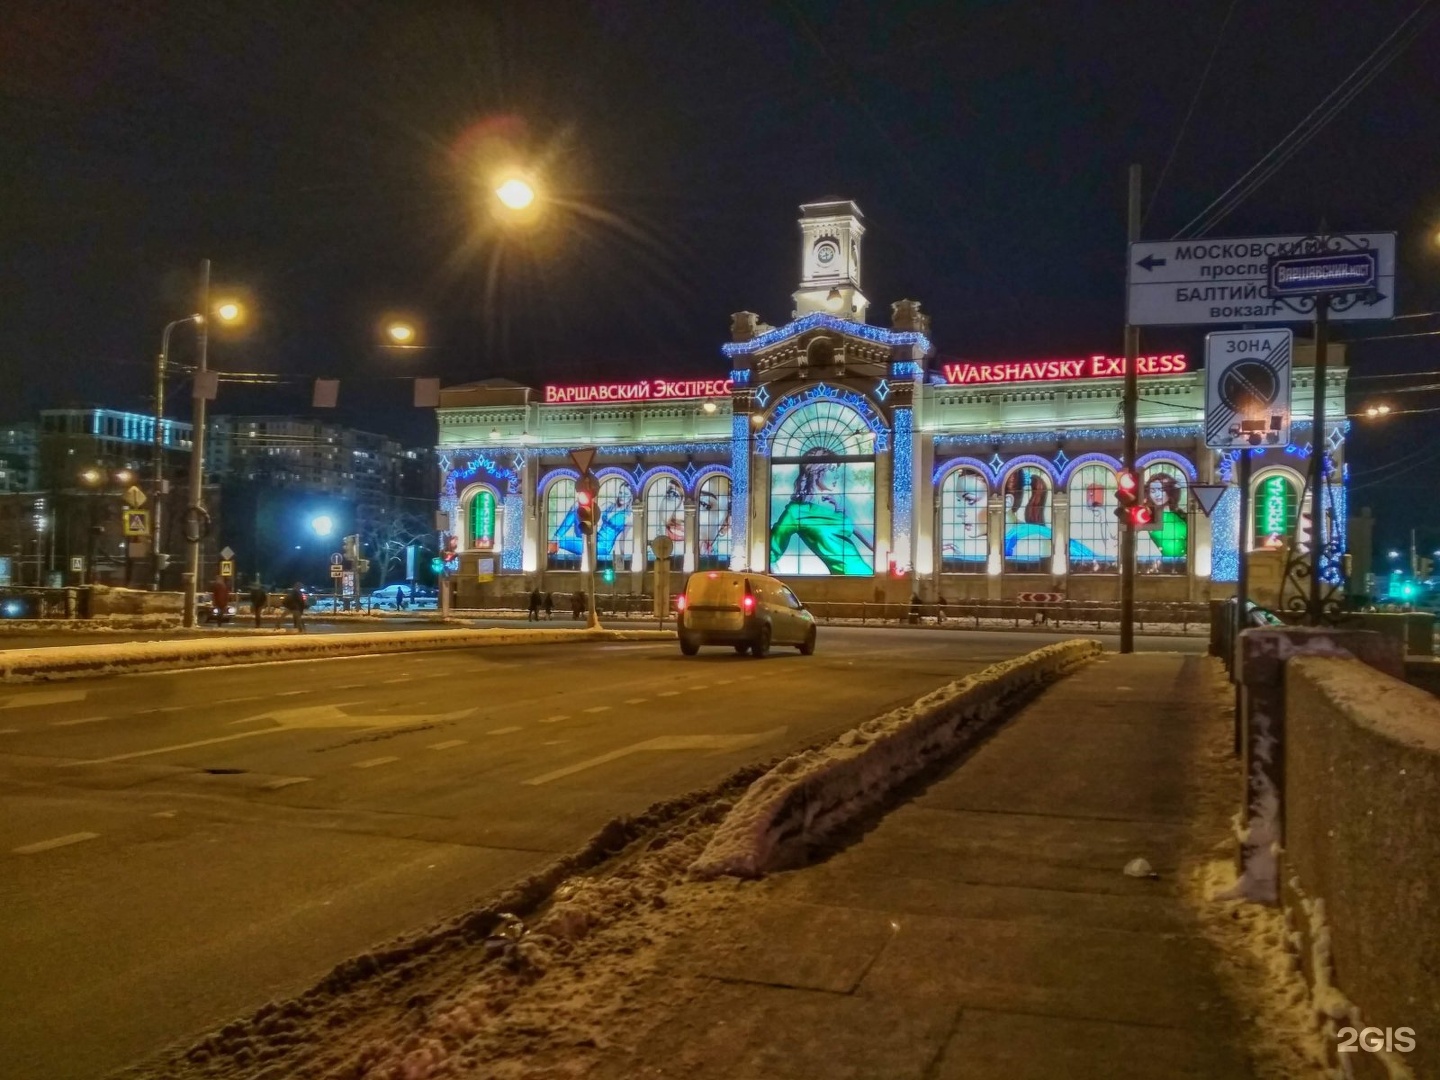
<box><xmin>815</xmin><ymin>242</ymin><xmax>837</xmax><ymax>266</ymax></box>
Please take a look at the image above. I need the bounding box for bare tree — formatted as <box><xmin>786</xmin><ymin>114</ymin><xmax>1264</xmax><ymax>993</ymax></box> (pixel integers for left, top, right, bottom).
<box><xmin>361</xmin><ymin>511</ymin><xmax>430</xmax><ymax>589</ymax></box>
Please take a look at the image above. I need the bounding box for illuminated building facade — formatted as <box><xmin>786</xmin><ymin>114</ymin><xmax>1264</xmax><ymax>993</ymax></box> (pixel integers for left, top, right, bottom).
<box><xmin>436</xmin><ymin>201</ymin><xmax>1348</xmax><ymax>605</ymax></box>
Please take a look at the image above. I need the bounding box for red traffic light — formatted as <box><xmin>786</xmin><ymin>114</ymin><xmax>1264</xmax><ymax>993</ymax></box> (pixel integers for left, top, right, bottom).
<box><xmin>1127</xmin><ymin>505</ymin><xmax>1154</xmax><ymax>528</ymax></box>
<box><xmin>576</xmin><ymin>489</ymin><xmax>594</xmax><ymax>509</ymax></box>
<box><xmin>1117</xmin><ymin>470</ymin><xmax>1139</xmax><ymax>497</ymax></box>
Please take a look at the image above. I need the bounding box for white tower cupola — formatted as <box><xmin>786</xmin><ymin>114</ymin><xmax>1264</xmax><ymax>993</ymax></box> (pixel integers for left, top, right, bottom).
<box><xmin>791</xmin><ymin>199</ymin><xmax>869</xmax><ymax>323</ymax></box>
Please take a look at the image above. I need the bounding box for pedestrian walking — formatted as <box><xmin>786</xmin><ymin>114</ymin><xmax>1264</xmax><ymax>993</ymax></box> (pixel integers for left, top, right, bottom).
<box><xmin>572</xmin><ymin>590</ymin><xmax>586</xmax><ymax>620</ymax></box>
<box><xmin>248</xmin><ymin>580</ymin><xmax>268</xmax><ymax>628</ymax></box>
<box><xmin>936</xmin><ymin>594</ymin><xmax>948</xmax><ymax>626</ymax></box>
<box><xmin>210</xmin><ymin>577</ymin><xmax>231</xmax><ymax>626</ymax></box>
<box><xmin>528</xmin><ymin>587</ymin><xmax>542</xmax><ymax>622</ymax></box>
<box><xmin>283</xmin><ymin>582</ymin><xmax>308</xmax><ymax>633</ymax></box>
<box><xmin>544</xmin><ymin>591</ymin><xmax>554</xmax><ymax>620</ymax></box>
<box><xmin>908</xmin><ymin>593</ymin><xmax>922</xmax><ymax>626</ymax></box>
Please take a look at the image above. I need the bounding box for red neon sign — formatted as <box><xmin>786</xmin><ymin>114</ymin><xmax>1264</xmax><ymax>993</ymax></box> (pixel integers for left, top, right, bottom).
<box><xmin>544</xmin><ymin>377</ymin><xmax>733</xmax><ymax>404</ymax></box>
<box><xmin>939</xmin><ymin>353</ymin><xmax>1188</xmax><ymax>386</ymax></box>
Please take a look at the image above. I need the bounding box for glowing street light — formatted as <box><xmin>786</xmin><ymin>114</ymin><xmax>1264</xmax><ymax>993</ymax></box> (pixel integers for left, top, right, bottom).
<box><xmin>495</xmin><ymin>176</ymin><xmax>536</xmax><ymax>210</ymax></box>
<box><xmin>80</xmin><ymin>468</ymin><xmax>102</xmax><ymax>486</ymax></box>
<box><xmin>1388</xmin><ymin>550</ymin><xmax>1402</xmax><ymax>560</ymax></box>
<box><xmin>386</xmin><ymin>320</ymin><xmax>416</xmax><ymax>345</ymax></box>
<box><xmin>311</xmin><ymin>514</ymin><xmax>334</xmax><ymax>538</ymax></box>
<box><xmin>1364</xmin><ymin>403</ymin><xmax>1392</xmax><ymax>418</ymax></box>
<box><xmin>702</xmin><ymin>400</ymin><xmax>718</xmax><ymax>414</ymax></box>
<box><xmin>214</xmin><ymin>301</ymin><xmax>242</xmax><ymax>324</ymax></box>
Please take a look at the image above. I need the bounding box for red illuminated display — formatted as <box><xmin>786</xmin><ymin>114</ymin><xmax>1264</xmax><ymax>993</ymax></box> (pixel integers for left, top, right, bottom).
<box><xmin>544</xmin><ymin>378</ymin><xmax>733</xmax><ymax>404</ymax></box>
<box><xmin>939</xmin><ymin>353</ymin><xmax>1188</xmax><ymax>386</ymax></box>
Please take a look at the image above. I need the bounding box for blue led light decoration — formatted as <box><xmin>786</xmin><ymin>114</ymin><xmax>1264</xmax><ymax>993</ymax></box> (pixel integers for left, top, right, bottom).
<box><xmin>730</xmin><ymin>414</ymin><xmax>750</xmax><ymax>571</ymax></box>
<box><xmin>1211</xmin><ymin>486</ymin><xmax>1241</xmax><ymax>582</ymax></box>
<box><xmin>502</xmin><ymin>493</ymin><xmax>524</xmax><ymax>570</ymax></box>
<box><xmin>440</xmin><ymin>450</ymin><xmax>526</xmax><ymax>571</ymax></box>
<box><xmin>720</xmin><ymin>312</ymin><xmax>933</xmax><ymax>357</ymax></box>
<box><xmin>891</xmin><ymin>361</ymin><xmax>922</xmax><ymax>379</ymax></box>
<box><xmin>891</xmin><ymin>407</ymin><xmax>914</xmax><ymax>573</ymax></box>
<box><xmin>755</xmin><ymin>384</ymin><xmax>889</xmax><ymax>457</ymax></box>
<box><xmin>934</xmin><ymin>423</ymin><xmax>1204</xmax><ymax>449</ymax></box>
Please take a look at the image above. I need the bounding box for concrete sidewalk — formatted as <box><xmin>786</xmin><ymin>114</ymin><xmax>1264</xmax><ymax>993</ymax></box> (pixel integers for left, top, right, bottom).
<box><xmin>596</xmin><ymin>652</ymin><xmax>1257</xmax><ymax>1080</ymax></box>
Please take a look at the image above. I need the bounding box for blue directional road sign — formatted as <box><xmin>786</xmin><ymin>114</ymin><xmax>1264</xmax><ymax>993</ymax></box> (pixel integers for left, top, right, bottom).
<box><xmin>1268</xmin><ymin>250</ymin><xmax>1377</xmax><ymax>297</ymax></box>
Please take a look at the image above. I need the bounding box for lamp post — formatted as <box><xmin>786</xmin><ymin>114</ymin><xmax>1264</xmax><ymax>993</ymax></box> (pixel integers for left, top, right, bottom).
<box><xmin>154</xmin><ymin>313</ymin><xmax>202</xmax><ymax>589</ymax></box>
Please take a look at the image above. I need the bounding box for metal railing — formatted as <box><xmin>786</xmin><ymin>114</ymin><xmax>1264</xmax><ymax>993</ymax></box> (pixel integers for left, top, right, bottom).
<box><xmin>803</xmin><ymin>599</ymin><xmax>1210</xmax><ymax>633</ymax></box>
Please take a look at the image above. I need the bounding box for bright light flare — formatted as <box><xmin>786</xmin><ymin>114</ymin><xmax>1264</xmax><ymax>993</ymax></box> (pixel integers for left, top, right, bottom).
<box><xmin>311</xmin><ymin>515</ymin><xmax>334</xmax><ymax>537</ymax></box>
<box><xmin>1365</xmin><ymin>403</ymin><xmax>1392</xmax><ymax>417</ymax></box>
<box><xmin>386</xmin><ymin>321</ymin><xmax>416</xmax><ymax>345</ymax></box>
<box><xmin>80</xmin><ymin>468</ymin><xmax>101</xmax><ymax>485</ymax></box>
<box><xmin>214</xmin><ymin>301</ymin><xmax>243</xmax><ymax>324</ymax></box>
<box><xmin>495</xmin><ymin>177</ymin><xmax>536</xmax><ymax>210</ymax></box>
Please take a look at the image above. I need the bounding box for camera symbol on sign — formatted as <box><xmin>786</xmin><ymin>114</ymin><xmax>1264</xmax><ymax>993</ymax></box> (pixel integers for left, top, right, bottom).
<box><xmin>1220</xmin><ymin>358</ymin><xmax>1283</xmax><ymax>447</ymax></box>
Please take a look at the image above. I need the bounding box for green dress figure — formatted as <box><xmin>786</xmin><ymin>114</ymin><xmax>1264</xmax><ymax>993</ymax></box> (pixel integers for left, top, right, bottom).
<box><xmin>769</xmin><ymin>499</ymin><xmax>872</xmax><ymax>575</ymax></box>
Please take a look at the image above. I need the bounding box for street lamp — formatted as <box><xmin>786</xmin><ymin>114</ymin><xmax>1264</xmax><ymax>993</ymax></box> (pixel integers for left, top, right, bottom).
<box><xmin>1364</xmin><ymin>403</ymin><xmax>1392</xmax><ymax>418</ymax></box>
<box><xmin>311</xmin><ymin>514</ymin><xmax>334</xmax><ymax>538</ymax></box>
<box><xmin>1388</xmin><ymin>550</ymin><xmax>1402</xmax><ymax>560</ymax></box>
<box><xmin>495</xmin><ymin>176</ymin><xmax>536</xmax><ymax>210</ymax></box>
<box><xmin>181</xmin><ymin>261</ymin><xmax>247</xmax><ymax>628</ymax></box>
<box><xmin>386</xmin><ymin>320</ymin><xmax>416</xmax><ymax>346</ymax></box>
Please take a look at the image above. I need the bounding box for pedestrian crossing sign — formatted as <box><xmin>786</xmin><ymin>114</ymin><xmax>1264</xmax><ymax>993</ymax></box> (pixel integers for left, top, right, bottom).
<box><xmin>123</xmin><ymin>509</ymin><xmax>149</xmax><ymax>536</ymax></box>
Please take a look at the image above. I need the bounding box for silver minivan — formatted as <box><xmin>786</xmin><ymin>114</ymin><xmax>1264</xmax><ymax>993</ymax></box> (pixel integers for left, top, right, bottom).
<box><xmin>676</xmin><ymin>571</ymin><xmax>817</xmax><ymax>657</ymax></box>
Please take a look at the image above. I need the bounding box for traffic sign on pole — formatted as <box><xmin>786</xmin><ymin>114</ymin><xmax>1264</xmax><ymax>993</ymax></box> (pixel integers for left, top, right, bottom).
<box><xmin>123</xmin><ymin>509</ymin><xmax>150</xmax><ymax>536</ymax></box>
<box><xmin>1204</xmin><ymin>328</ymin><xmax>1293</xmax><ymax>450</ymax></box>
<box><xmin>1189</xmin><ymin>484</ymin><xmax>1227</xmax><ymax>518</ymax></box>
<box><xmin>569</xmin><ymin>447</ymin><xmax>597</xmax><ymax>476</ymax></box>
<box><xmin>1127</xmin><ymin>233</ymin><xmax>1394</xmax><ymax>326</ymax></box>
<box><xmin>330</xmin><ymin>552</ymin><xmax>344</xmax><ymax>566</ymax></box>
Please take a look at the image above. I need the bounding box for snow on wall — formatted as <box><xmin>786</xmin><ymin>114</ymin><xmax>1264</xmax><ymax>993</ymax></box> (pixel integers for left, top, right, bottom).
<box><xmin>690</xmin><ymin>639</ymin><xmax>1102</xmax><ymax>878</ymax></box>
<box><xmin>0</xmin><ymin>627</ymin><xmax>675</xmax><ymax>682</ymax></box>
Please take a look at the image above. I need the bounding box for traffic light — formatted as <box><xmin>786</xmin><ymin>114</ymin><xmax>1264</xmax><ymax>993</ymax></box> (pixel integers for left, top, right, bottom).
<box><xmin>602</xmin><ymin>567</ymin><xmax>615</xmax><ymax>584</ymax></box>
<box><xmin>576</xmin><ymin>486</ymin><xmax>597</xmax><ymax>536</ymax></box>
<box><xmin>1114</xmin><ymin>470</ymin><xmax>1153</xmax><ymax>528</ymax></box>
<box><xmin>342</xmin><ymin>533</ymin><xmax>360</xmax><ymax>568</ymax></box>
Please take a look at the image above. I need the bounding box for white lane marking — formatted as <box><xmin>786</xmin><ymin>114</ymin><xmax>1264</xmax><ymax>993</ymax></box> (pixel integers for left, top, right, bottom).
<box><xmin>428</xmin><ymin>739</ymin><xmax>467</xmax><ymax>750</ymax></box>
<box><xmin>486</xmin><ymin>726</ymin><xmax>522</xmax><ymax>735</ymax></box>
<box><xmin>382</xmin><ymin>677</ymin><xmax>414</xmax><ymax>684</ymax></box>
<box><xmin>335</xmin><ymin>684</ymin><xmax>365</xmax><ymax>690</ymax></box>
<box><xmin>582</xmin><ymin>705</ymin><xmax>612</xmax><ymax>714</ymax></box>
<box><xmin>154</xmin><ymin>705</ymin><xmax>186</xmax><ymax>712</ymax></box>
<box><xmin>690</xmin><ymin>684</ymin><xmax>710</xmax><ymax>691</ymax></box>
<box><xmin>72</xmin><ymin>728</ymin><xmax>282</xmax><ymax>764</ymax></box>
<box><xmin>657</xmin><ymin>691</ymin><xmax>680</xmax><ymax>698</ymax></box>
<box><xmin>0</xmin><ymin>728</ymin><xmax>18</xmax><ymax>735</ymax></box>
<box><xmin>524</xmin><ymin>728</ymin><xmax>789</xmax><ymax>786</ymax></box>
<box><xmin>13</xmin><ymin>832</ymin><xmax>100</xmax><ymax>855</ymax></box>
<box><xmin>276</xmin><ymin>690</ymin><xmax>308</xmax><ymax>697</ymax></box>
<box><xmin>540</xmin><ymin>714</ymin><xmax>569</xmax><ymax>724</ymax></box>
<box><xmin>152</xmin><ymin>811</ymin><xmax>177</xmax><ymax>818</ymax></box>
<box><xmin>0</xmin><ymin>690</ymin><xmax>88</xmax><ymax>710</ymax></box>
<box><xmin>597</xmin><ymin>644</ymin><xmax>670</xmax><ymax>651</ymax></box>
<box><xmin>262</xmin><ymin>777</ymin><xmax>312</xmax><ymax>790</ymax></box>
<box><xmin>352</xmin><ymin>756</ymin><xmax>399</xmax><ymax>769</ymax></box>
<box><xmin>624</xmin><ymin>698</ymin><xmax>648</xmax><ymax>705</ymax></box>
<box><xmin>51</xmin><ymin>716</ymin><xmax>109</xmax><ymax>727</ymax></box>
<box><xmin>712</xmin><ymin>679</ymin><xmax>732</xmax><ymax>686</ymax></box>
<box><xmin>225</xmin><ymin>695</ymin><xmax>264</xmax><ymax>704</ymax></box>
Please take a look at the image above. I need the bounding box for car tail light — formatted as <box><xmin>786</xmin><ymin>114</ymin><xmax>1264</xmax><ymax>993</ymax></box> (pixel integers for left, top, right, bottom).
<box><xmin>741</xmin><ymin>593</ymin><xmax>755</xmax><ymax>613</ymax></box>
<box><xmin>676</xmin><ymin>595</ymin><xmax>687</xmax><ymax>611</ymax></box>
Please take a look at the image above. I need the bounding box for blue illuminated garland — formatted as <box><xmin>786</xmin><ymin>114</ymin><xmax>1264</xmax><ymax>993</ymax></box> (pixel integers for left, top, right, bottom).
<box><xmin>932</xmin><ymin>456</ymin><xmax>994</xmax><ymax>488</ymax></box>
<box><xmin>755</xmin><ymin>384</ymin><xmax>890</xmax><ymax>457</ymax></box>
<box><xmin>1136</xmin><ymin>451</ymin><xmax>1198</xmax><ymax>481</ymax></box>
<box><xmin>720</xmin><ymin>311</ymin><xmax>933</xmax><ymax>357</ymax></box>
<box><xmin>891</xmin><ymin>407</ymin><xmax>913</xmax><ymax>572</ymax></box>
<box><xmin>1212</xmin><ymin>487</ymin><xmax>1241</xmax><ymax>582</ymax></box>
<box><xmin>501</xmin><ymin>493</ymin><xmax>523</xmax><ymax>570</ymax></box>
<box><xmin>934</xmin><ymin>423</ymin><xmax>1204</xmax><ymax>448</ymax></box>
<box><xmin>729</xmin><ymin>369</ymin><xmax>751</xmax><ymax>385</ymax></box>
<box><xmin>1058</xmin><ymin>453</ymin><xmax>1124</xmax><ymax>487</ymax></box>
<box><xmin>892</xmin><ymin>361</ymin><xmax>922</xmax><ymax>379</ymax></box>
<box><xmin>730</xmin><ymin>414</ymin><xmax>749</xmax><ymax>570</ymax></box>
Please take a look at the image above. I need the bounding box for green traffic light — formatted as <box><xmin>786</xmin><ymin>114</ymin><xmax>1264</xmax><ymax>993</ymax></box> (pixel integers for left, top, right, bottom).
<box><xmin>602</xmin><ymin>568</ymin><xmax>615</xmax><ymax>584</ymax></box>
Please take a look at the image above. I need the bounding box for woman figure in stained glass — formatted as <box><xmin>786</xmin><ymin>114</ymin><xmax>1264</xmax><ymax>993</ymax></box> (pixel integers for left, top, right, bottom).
<box><xmin>769</xmin><ymin>448</ymin><xmax>874</xmax><ymax>575</ymax></box>
<box><xmin>1142</xmin><ymin>473</ymin><xmax>1188</xmax><ymax>560</ymax></box>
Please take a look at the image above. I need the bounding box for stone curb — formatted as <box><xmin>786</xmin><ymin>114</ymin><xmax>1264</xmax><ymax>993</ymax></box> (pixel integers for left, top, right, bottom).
<box><xmin>690</xmin><ymin>638</ymin><xmax>1103</xmax><ymax>878</ymax></box>
<box><xmin>0</xmin><ymin>627</ymin><xmax>677</xmax><ymax>682</ymax></box>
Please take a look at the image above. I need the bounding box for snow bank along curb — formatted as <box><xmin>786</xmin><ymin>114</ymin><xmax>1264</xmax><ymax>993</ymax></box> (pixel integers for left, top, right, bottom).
<box><xmin>1278</xmin><ymin>655</ymin><xmax>1440</xmax><ymax>1080</ymax></box>
<box><xmin>691</xmin><ymin>638</ymin><xmax>1103</xmax><ymax>878</ymax></box>
<box><xmin>0</xmin><ymin>626</ymin><xmax>675</xmax><ymax>682</ymax></box>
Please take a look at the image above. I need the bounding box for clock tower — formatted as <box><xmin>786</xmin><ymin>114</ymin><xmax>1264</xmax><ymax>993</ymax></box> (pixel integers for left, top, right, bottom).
<box><xmin>791</xmin><ymin>199</ymin><xmax>869</xmax><ymax>323</ymax></box>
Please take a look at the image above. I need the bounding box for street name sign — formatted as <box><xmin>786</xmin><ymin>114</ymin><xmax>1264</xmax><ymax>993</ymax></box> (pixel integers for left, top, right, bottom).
<box><xmin>1204</xmin><ymin>328</ymin><xmax>1293</xmax><ymax>450</ymax></box>
<box><xmin>1128</xmin><ymin>233</ymin><xmax>1394</xmax><ymax>326</ymax></box>
<box><xmin>1268</xmin><ymin>249</ymin><xmax>1377</xmax><ymax>297</ymax></box>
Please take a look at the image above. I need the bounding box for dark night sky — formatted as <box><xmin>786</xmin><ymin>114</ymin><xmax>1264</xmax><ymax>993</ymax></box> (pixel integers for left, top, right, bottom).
<box><xmin>3</xmin><ymin>0</ymin><xmax>1439</xmax><ymax>558</ymax></box>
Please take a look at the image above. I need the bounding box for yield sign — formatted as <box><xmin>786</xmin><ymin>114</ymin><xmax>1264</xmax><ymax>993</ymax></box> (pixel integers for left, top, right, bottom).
<box><xmin>1189</xmin><ymin>483</ymin><xmax>1228</xmax><ymax>518</ymax></box>
<box><xmin>569</xmin><ymin>446</ymin><xmax>597</xmax><ymax>475</ymax></box>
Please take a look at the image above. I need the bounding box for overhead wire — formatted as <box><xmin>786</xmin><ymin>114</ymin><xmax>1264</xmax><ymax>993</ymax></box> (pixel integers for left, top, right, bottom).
<box><xmin>1174</xmin><ymin>0</ymin><xmax>1437</xmax><ymax>239</ymax></box>
<box><xmin>1143</xmin><ymin>0</ymin><xmax>1240</xmax><ymax>229</ymax></box>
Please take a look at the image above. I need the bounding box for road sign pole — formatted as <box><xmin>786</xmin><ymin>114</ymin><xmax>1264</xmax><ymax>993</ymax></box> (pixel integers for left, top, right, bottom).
<box><xmin>1234</xmin><ymin>448</ymin><xmax>1252</xmax><ymax>754</ymax></box>
<box><xmin>586</xmin><ymin>525</ymin><xmax>600</xmax><ymax>630</ymax></box>
<box><xmin>1120</xmin><ymin>163</ymin><xmax>1141</xmax><ymax>655</ymax></box>
<box><xmin>1307</xmin><ymin>294</ymin><xmax>1330</xmax><ymax>624</ymax></box>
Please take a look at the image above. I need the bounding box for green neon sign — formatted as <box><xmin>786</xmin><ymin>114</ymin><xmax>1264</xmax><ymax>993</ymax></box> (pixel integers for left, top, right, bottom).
<box><xmin>471</xmin><ymin>490</ymin><xmax>496</xmax><ymax>550</ymax></box>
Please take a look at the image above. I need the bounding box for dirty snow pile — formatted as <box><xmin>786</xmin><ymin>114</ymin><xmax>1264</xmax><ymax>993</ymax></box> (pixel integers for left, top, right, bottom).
<box><xmin>120</xmin><ymin>775</ymin><xmax>766</xmax><ymax>1080</ymax></box>
<box><xmin>691</xmin><ymin>638</ymin><xmax>1101</xmax><ymax>878</ymax></box>
<box><xmin>0</xmin><ymin>626</ymin><xmax>674</xmax><ymax>681</ymax></box>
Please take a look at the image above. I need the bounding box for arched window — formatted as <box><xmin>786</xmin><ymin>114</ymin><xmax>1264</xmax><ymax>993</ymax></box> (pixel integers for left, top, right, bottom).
<box><xmin>1251</xmin><ymin>472</ymin><xmax>1300</xmax><ymax>552</ymax></box>
<box><xmin>545</xmin><ymin>477</ymin><xmax>580</xmax><ymax>569</ymax></box>
<box><xmin>594</xmin><ymin>476</ymin><xmax>636</xmax><ymax>571</ymax></box>
<box><xmin>644</xmin><ymin>476</ymin><xmax>685</xmax><ymax>570</ymax></box>
<box><xmin>768</xmin><ymin>400</ymin><xmax>876</xmax><ymax>576</ymax></box>
<box><xmin>939</xmin><ymin>468</ymin><xmax>988</xmax><ymax>572</ymax></box>
<box><xmin>1067</xmin><ymin>465</ymin><xmax>1118</xmax><ymax>573</ymax></box>
<box><xmin>1137</xmin><ymin>463</ymin><xmax>1189</xmax><ymax>574</ymax></box>
<box><xmin>467</xmin><ymin>487</ymin><xmax>498</xmax><ymax>551</ymax></box>
<box><xmin>696</xmin><ymin>475</ymin><xmax>732</xmax><ymax>570</ymax></box>
<box><xmin>1001</xmin><ymin>466</ymin><xmax>1052</xmax><ymax>573</ymax></box>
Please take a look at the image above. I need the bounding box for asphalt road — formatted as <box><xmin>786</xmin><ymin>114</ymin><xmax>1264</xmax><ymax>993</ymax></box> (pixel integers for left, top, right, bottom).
<box><xmin>0</xmin><ymin>626</ymin><xmax>1201</xmax><ymax>1079</ymax></box>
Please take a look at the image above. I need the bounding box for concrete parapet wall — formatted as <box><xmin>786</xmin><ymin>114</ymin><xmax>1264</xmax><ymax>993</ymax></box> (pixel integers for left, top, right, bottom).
<box><xmin>1284</xmin><ymin>656</ymin><xmax>1440</xmax><ymax>1079</ymax></box>
<box><xmin>692</xmin><ymin>638</ymin><xmax>1101</xmax><ymax>878</ymax></box>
